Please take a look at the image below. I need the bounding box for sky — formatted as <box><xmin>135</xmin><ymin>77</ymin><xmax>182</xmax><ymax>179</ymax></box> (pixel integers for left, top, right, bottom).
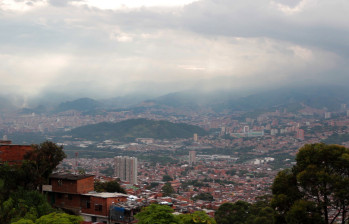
<box><xmin>0</xmin><ymin>0</ymin><xmax>348</xmax><ymax>100</ymax></box>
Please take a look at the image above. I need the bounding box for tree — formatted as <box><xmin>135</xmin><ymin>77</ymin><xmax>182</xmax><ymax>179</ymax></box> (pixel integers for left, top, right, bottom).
<box><xmin>147</xmin><ymin>182</ymin><xmax>160</xmax><ymax>190</ymax></box>
<box><xmin>11</xmin><ymin>219</ymin><xmax>34</xmax><ymax>224</ymax></box>
<box><xmin>135</xmin><ymin>204</ymin><xmax>180</xmax><ymax>224</ymax></box>
<box><xmin>12</xmin><ymin>212</ymin><xmax>82</xmax><ymax>224</ymax></box>
<box><xmin>248</xmin><ymin>196</ymin><xmax>275</xmax><ymax>224</ymax></box>
<box><xmin>285</xmin><ymin>200</ymin><xmax>323</xmax><ymax>224</ymax></box>
<box><xmin>293</xmin><ymin>143</ymin><xmax>349</xmax><ymax>224</ymax></box>
<box><xmin>271</xmin><ymin>169</ymin><xmax>302</xmax><ymax>223</ymax></box>
<box><xmin>94</xmin><ymin>180</ymin><xmax>126</xmax><ymax>194</ymax></box>
<box><xmin>0</xmin><ymin>190</ymin><xmax>53</xmax><ymax>224</ymax></box>
<box><xmin>252</xmin><ymin>207</ymin><xmax>275</xmax><ymax>224</ymax></box>
<box><xmin>215</xmin><ymin>201</ymin><xmax>251</xmax><ymax>224</ymax></box>
<box><xmin>178</xmin><ymin>211</ymin><xmax>216</xmax><ymax>224</ymax></box>
<box><xmin>162</xmin><ymin>182</ymin><xmax>175</xmax><ymax>197</ymax></box>
<box><xmin>23</xmin><ymin>141</ymin><xmax>66</xmax><ymax>190</ymax></box>
<box><xmin>192</xmin><ymin>193</ymin><xmax>214</xmax><ymax>202</ymax></box>
<box><xmin>163</xmin><ymin>174</ymin><xmax>173</xmax><ymax>182</ymax></box>
<box><xmin>271</xmin><ymin>143</ymin><xmax>349</xmax><ymax>224</ymax></box>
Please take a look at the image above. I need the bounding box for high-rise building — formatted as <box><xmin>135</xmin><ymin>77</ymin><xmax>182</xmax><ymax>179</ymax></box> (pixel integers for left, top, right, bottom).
<box><xmin>296</xmin><ymin>129</ymin><xmax>305</xmax><ymax>140</ymax></box>
<box><xmin>193</xmin><ymin>133</ymin><xmax>198</xmax><ymax>142</ymax></box>
<box><xmin>114</xmin><ymin>156</ymin><xmax>138</xmax><ymax>185</ymax></box>
<box><xmin>325</xmin><ymin>112</ymin><xmax>331</xmax><ymax>119</ymax></box>
<box><xmin>243</xmin><ymin>126</ymin><xmax>249</xmax><ymax>133</ymax></box>
<box><xmin>189</xmin><ymin>151</ymin><xmax>196</xmax><ymax>166</ymax></box>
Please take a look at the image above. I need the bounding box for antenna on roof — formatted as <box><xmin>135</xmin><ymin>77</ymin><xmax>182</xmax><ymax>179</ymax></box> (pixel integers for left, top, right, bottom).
<box><xmin>74</xmin><ymin>152</ymin><xmax>78</xmax><ymax>175</ymax></box>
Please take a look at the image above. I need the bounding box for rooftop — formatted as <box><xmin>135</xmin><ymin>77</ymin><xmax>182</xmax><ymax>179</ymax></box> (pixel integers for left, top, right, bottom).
<box><xmin>83</xmin><ymin>192</ymin><xmax>128</xmax><ymax>198</ymax></box>
<box><xmin>50</xmin><ymin>173</ymin><xmax>95</xmax><ymax>180</ymax></box>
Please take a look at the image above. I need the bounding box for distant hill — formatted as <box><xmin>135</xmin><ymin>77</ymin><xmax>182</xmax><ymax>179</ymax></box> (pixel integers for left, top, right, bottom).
<box><xmin>69</xmin><ymin>118</ymin><xmax>207</xmax><ymax>141</ymax></box>
<box><xmin>55</xmin><ymin>98</ymin><xmax>102</xmax><ymax>112</ymax></box>
<box><xmin>134</xmin><ymin>85</ymin><xmax>349</xmax><ymax>112</ymax></box>
<box><xmin>19</xmin><ymin>105</ymin><xmax>47</xmax><ymax>115</ymax></box>
<box><xmin>227</xmin><ymin>85</ymin><xmax>349</xmax><ymax>111</ymax></box>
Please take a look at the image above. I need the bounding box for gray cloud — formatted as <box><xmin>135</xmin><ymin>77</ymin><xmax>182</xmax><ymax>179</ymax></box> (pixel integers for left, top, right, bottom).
<box><xmin>0</xmin><ymin>0</ymin><xmax>348</xmax><ymax>100</ymax></box>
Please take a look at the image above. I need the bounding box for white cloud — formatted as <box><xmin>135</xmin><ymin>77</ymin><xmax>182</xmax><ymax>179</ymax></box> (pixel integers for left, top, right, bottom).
<box><xmin>271</xmin><ymin>0</ymin><xmax>311</xmax><ymax>15</ymax></box>
<box><xmin>70</xmin><ymin>0</ymin><xmax>199</xmax><ymax>10</ymax></box>
<box><xmin>0</xmin><ymin>0</ymin><xmax>48</xmax><ymax>12</ymax></box>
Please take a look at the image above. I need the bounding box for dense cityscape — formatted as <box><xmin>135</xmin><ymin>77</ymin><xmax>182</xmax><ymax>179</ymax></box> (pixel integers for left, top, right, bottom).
<box><xmin>1</xmin><ymin>98</ymin><xmax>349</xmax><ymax>223</ymax></box>
<box><xmin>1</xmin><ymin>0</ymin><xmax>349</xmax><ymax>223</ymax></box>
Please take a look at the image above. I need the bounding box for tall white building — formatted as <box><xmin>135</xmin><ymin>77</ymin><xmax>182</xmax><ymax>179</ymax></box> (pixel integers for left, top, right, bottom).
<box><xmin>114</xmin><ymin>156</ymin><xmax>138</xmax><ymax>185</ymax></box>
<box><xmin>189</xmin><ymin>151</ymin><xmax>196</xmax><ymax>166</ymax></box>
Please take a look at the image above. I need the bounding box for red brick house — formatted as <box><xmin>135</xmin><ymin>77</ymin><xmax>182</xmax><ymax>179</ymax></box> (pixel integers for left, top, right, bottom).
<box><xmin>44</xmin><ymin>173</ymin><xmax>134</xmax><ymax>224</ymax></box>
<box><xmin>0</xmin><ymin>140</ymin><xmax>34</xmax><ymax>165</ymax></box>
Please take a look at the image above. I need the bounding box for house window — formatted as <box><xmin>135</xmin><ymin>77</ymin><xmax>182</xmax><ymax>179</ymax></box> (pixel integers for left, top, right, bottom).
<box><xmin>58</xmin><ymin>180</ymin><xmax>63</xmax><ymax>186</ymax></box>
<box><xmin>95</xmin><ymin>204</ymin><xmax>102</xmax><ymax>212</ymax></box>
<box><xmin>81</xmin><ymin>198</ymin><xmax>91</xmax><ymax>208</ymax></box>
<box><xmin>68</xmin><ymin>194</ymin><xmax>73</xmax><ymax>200</ymax></box>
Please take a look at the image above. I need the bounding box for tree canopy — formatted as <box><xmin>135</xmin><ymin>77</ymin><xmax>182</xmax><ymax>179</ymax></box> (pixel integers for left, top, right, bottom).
<box><xmin>178</xmin><ymin>211</ymin><xmax>216</xmax><ymax>224</ymax></box>
<box><xmin>23</xmin><ymin>141</ymin><xmax>66</xmax><ymax>190</ymax></box>
<box><xmin>0</xmin><ymin>141</ymin><xmax>81</xmax><ymax>224</ymax></box>
<box><xmin>162</xmin><ymin>182</ymin><xmax>175</xmax><ymax>197</ymax></box>
<box><xmin>271</xmin><ymin>143</ymin><xmax>349</xmax><ymax>224</ymax></box>
<box><xmin>135</xmin><ymin>204</ymin><xmax>180</xmax><ymax>224</ymax></box>
<box><xmin>94</xmin><ymin>180</ymin><xmax>126</xmax><ymax>194</ymax></box>
<box><xmin>13</xmin><ymin>212</ymin><xmax>83</xmax><ymax>224</ymax></box>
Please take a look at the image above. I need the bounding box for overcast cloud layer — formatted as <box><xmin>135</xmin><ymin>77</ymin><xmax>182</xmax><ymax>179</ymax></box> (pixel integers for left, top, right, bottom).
<box><xmin>0</xmin><ymin>0</ymin><xmax>348</xmax><ymax>100</ymax></box>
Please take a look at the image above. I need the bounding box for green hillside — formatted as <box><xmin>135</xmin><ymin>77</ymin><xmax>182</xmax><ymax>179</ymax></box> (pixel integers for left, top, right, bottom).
<box><xmin>70</xmin><ymin>118</ymin><xmax>207</xmax><ymax>141</ymax></box>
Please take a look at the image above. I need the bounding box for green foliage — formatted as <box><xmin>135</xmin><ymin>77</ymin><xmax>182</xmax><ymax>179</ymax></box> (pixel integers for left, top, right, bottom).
<box><xmin>178</xmin><ymin>211</ymin><xmax>216</xmax><ymax>224</ymax></box>
<box><xmin>215</xmin><ymin>199</ymin><xmax>275</xmax><ymax>224</ymax></box>
<box><xmin>285</xmin><ymin>200</ymin><xmax>323</xmax><ymax>224</ymax></box>
<box><xmin>192</xmin><ymin>193</ymin><xmax>214</xmax><ymax>202</ymax></box>
<box><xmin>100</xmin><ymin>165</ymin><xmax>114</xmax><ymax>176</ymax></box>
<box><xmin>324</xmin><ymin>133</ymin><xmax>349</xmax><ymax>145</ymax></box>
<box><xmin>70</xmin><ymin>118</ymin><xmax>208</xmax><ymax>141</ymax></box>
<box><xmin>294</xmin><ymin>143</ymin><xmax>349</xmax><ymax>224</ymax></box>
<box><xmin>139</xmin><ymin>155</ymin><xmax>178</xmax><ymax>165</ymax></box>
<box><xmin>147</xmin><ymin>182</ymin><xmax>160</xmax><ymax>190</ymax></box>
<box><xmin>0</xmin><ymin>141</ymin><xmax>68</xmax><ymax>224</ymax></box>
<box><xmin>34</xmin><ymin>212</ymin><xmax>83</xmax><ymax>224</ymax></box>
<box><xmin>162</xmin><ymin>175</ymin><xmax>173</xmax><ymax>182</ymax></box>
<box><xmin>271</xmin><ymin>143</ymin><xmax>349</xmax><ymax>224</ymax></box>
<box><xmin>226</xmin><ymin>169</ymin><xmax>236</xmax><ymax>176</ymax></box>
<box><xmin>215</xmin><ymin>201</ymin><xmax>251</xmax><ymax>224</ymax></box>
<box><xmin>271</xmin><ymin>169</ymin><xmax>302</xmax><ymax>222</ymax></box>
<box><xmin>135</xmin><ymin>204</ymin><xmax>180</xmax><ymax>224</ymax></box>
<box><xmin>94</xmin><ymin>180</ymin><xmax>126</xmax><ymax>194</ymax></box>
<box><xmin>0</xmin><ymin>190</ymin><xmax>53</xmax><ymax>224</ymax></box>
<box><xmin>11</xmin><ymin>219</ymin><xmax>35</xmax><ymax>224</ymax></box>
<box><xmin>23</xmin><ymin>141</ymin><xmax>66</xmax><ymax>190</ymax></box>
<box><xmin>161</xmin><ymin>182</ymin><xmax>175</xmax><ymax>197</ymax></box>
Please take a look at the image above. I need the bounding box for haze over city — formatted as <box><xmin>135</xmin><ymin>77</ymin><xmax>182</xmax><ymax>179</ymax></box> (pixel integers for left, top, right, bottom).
<box><xmin>0</xmin><ymin>0</ymin><xmax>348</xmax><ymax>104</ymax></box>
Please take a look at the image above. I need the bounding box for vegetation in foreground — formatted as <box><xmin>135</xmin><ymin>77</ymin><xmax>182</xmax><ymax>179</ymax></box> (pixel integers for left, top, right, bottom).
<box><xmin>0</xmin><ymin>141</ymin><xmax>82</xmax><ymax>224</ymax></box>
